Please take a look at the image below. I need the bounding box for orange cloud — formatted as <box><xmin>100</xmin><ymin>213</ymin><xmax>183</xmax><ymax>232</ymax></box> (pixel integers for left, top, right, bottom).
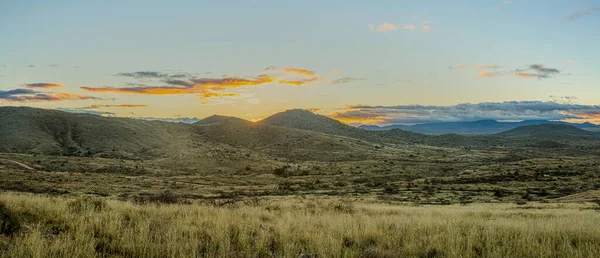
<box><xmin>197</xmin><ymin>92</ymin><xmax>239</xmax><ymax>98</ymax></box>
<box><xmin>369</xmin><ymin>23</ymin><xmax>398</xmax><ymax>32</ymax></box>
<box><xmin>24</xmin><ymin>83</ymin><xmax>65</xmax><ymax>89</ymax></box>
<box><xmin>278</xmin><ymin>77</ymin><xmax>323</xmax><ymax>86</ymax></box>
<box><xmin>515</xmin><ymin>72</ymin><xmax>540</xmax><ymax>78</ymax></box>
<box><xmin>422</xmin><ymin>25</ymin><xmax>432</xmax><ymax>31</ymax></box>
<box><xmin>330</xmin><ymin>113</ymin><xmax>387</xmax><ymax>125</ymax></box>
<box><xmin>477</xmin><ymin>71</ymin><xmax>495</xmax><ymax>78</ymax></box>
<box><xmin>89</xmin><ymin>104</ymin><xmax>148</xmax><ymax>108</ymax></box>
<box><xmin>403</xmin><ymin>24</ymin><xmax>416</xmax><ymax>30</ymax></box>
<box><xmin>282</xmin><ymin>67</ymin><xmax>317</xmax><ymax>77</ymax></box>
<box><xmin>81</xmin><ymin>75</ymin><xmax>279</xmax><ymax>97</ymax></box>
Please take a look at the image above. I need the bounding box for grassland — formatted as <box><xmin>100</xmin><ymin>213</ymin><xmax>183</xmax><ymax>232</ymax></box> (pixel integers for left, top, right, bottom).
<box><xmin>2</xmin><ymin>107</ymin><xmax>600</xmax><ymax>257</ymax></box>
<box><xmin>1</xmin><ymin>193</ymin><xmax>600</xmax><ymax>258</ymax></box>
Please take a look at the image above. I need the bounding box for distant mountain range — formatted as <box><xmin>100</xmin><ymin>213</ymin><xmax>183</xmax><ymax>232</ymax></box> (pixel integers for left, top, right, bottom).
<box><xmin>358</xmin><ymin>120</ymin><xmax>600</xmax><ymax>135</ymax></box>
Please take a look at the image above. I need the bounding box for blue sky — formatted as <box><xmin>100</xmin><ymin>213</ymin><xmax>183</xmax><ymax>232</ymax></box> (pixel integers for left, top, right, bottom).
<box><xmin>1</xmin><ymin>0</ymin><xmax>599</xmax><ymax>124</ymax></box>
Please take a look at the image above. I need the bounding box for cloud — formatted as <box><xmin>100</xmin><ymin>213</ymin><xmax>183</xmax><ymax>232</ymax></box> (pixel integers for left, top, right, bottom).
<box><xmin>331</xmin><ymin>77</ymin><xmax>366</xmax><ymax>84</ymax></box>
<box><xmin>566</xmin><ymin>6</ymin><xmax>600</xmax><ymax>21</ymax></box>
<box><xmin>568</xmin><ymin>60</ymin><xmax>576</xmax><ymax>64</ymax></box>
<box><xmin>27</xmin><ymin>65</ymin><xmax>35</xmax><ymax>68</ymax></box>
<box><xmin>87</xmin><ymin>104</ymin><xmax>148</xmax><ymax>109</ymax></box>
<box><xmin>421</xmin><ymin>25</ymin><xmax>432</xmax><ymax>31</ymax></box>
<box><xmin>278</xmin><ymin>77</ymin><xmax>322</xmax><ymax>86</ymax></box>
<box><xmin>368</xmin><ymin>22</ymin><xmax>398</xmax><ymax>32</ymax></box>
<box><xmin>282</xmin><ymin>67</ymin><xmax>317</xmax><ymax>77</ymax></box>
<box><xmin>48</xmin><ymin>64</ymin><xmax>59</xmax><ymax>68</ymax></box>
<box><xmin>514</xmin><ymin>64</ymin><xmax>561</xmax><ymax>79</ymax></box>
<box><xmin>330</xmin><ymin>101</ymin><xmax>600</xmax><ymax>125</ymax></box>
<box><xmin>264</xmin><ymin>66</ymin><xmax>277</xmax><ymax>71</ymax></box>
<box><xmin>329</xmin><ymin>70</ymin><xmax>343</xmax><ymax>75</ymax></box>
<box><xmin>82</xmin><ymin>74</ymin><xmax>281</xmax><ymax>98</ymax></box>
<box><xmin>470</xmin><ymin>64</ymin><xmax>562</xmax><ymax>79</ymax></box>
<box><xmin>115</xmin><ymin>71</ymin><xmax>189</xmax><ymax>79</ymax></box>
<box><xmin>477</xmin><ymin>71</ymin><xmax>494</xmax><ymax>78</ymax></box>
<box><xmin>23</xmin><ymin>83</ymin><xmax>65</xmax><ymax>89</ymax></box>
<box><xmin>0</xmin><ymin>89</ymin><xmax>100</xmax><ymax>102</ymax></box>
<box><xmin>56</xmin><ymin>108</ymin><xmax>116</xmax><ymax>116</ymax></box>
<box><xmin>402</xmin><ymin>24</ymin><xmax>416</xmax><ymax>30</ymax></box>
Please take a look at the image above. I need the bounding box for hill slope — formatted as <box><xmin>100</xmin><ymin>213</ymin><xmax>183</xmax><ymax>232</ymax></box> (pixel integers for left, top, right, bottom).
<box><xmin>496</xmin><ymin>124</ymin><xmax>599</xmax><ymax>140</ymax></box>
<box><xmin>0</xmin><ymin>106</ymin><xmax>205</xmax><ymax>158</ymax></box>
<box><xmin>195</xmin><ymin>115</ymin><xmax>250</xmax><ymax>125</ymax></box>
<box><xmin>260</xmin><ymin>109</ymin><xmax>380</xmax><ymax>140</ymax></box>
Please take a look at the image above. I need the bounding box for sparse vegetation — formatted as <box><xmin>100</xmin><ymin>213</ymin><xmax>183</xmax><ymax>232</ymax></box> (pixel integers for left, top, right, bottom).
<box><xmin>2</xmin><ymin>107</ymin><xmax>600</xmax><ymax>257</ymax></box>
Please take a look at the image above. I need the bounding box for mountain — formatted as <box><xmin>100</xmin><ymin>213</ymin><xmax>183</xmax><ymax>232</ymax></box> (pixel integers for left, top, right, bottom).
<box><xmin>0</xmin><ymin>106</ymin><xmax>207</xmax><ymax>158</ymax></box>
<box><xmin>496</xmin><ymin>124</ymin><xmax>599</xmax><ymax>140</ymax></box>
<box><xmin>359</xmin><ymin>120</ymin><xmax>600</xmax><ymax>135</ymax></box>
<box><xmin>195</xmin><ymin>115</ymin><xmax>250</xmax><ymax>125</ymax></box>
<box><xmin>0</xmin><ymin>107</ymin><xmax>381</xmax><ymax>162</ymax></box>
<box><xmin>260</xmin><ymin>109</ymin><xmax>381</xmax><ymax>141</ymax></box>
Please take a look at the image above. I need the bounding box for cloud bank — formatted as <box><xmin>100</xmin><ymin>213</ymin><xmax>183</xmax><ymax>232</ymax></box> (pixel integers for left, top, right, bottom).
<box><xmin>331</xmin><ymin>101</ymin><xmax>600</xmax><ymax>125</ymax></box>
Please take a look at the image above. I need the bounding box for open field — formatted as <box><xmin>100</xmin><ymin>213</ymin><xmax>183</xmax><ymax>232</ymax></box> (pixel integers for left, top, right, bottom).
<box><xmin>1</xmin><ymin>193</ymin><xmax>600</xmax><ymax>258</ymax></box>
<box><xmin>2</xmin><ymin>108</ymin><xmax>600</xmax><ymax>257</ymax></box>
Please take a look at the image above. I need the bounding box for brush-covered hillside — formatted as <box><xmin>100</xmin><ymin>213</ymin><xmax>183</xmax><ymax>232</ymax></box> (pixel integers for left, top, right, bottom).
<box><xmin>0</xmin><ymin>106</ymin><xmax>207</xmax><ymax>158</ymax></box>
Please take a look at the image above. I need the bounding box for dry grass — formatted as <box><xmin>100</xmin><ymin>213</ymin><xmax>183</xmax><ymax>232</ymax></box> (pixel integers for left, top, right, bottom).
<box><xmin>1</xmin><ymin>193</ymin><xmax>600</xmax><ymax>258</ymax></box>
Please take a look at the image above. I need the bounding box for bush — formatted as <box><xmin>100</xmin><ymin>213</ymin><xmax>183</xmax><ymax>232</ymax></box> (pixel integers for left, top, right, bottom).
<box><xmin>67</xmin><ymin>197</ymin><xmax>107</xmax><ymax>213</ymax></box>
<box><xmin>135</xmin><ymin>191</ymin><xmax>185</xmax><ymax>205</ymax></box>
<box><xmin>0</xmin><ymin>202</ymin><xmax>21</xmax><ymax>236</ymax></box>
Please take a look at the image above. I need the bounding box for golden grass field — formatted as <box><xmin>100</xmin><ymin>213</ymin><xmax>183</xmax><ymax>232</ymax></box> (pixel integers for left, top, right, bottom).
<box><xmin>1</xmin><ymin>192</ymin><xmax>600</xmax><ymax>258</ymax></box>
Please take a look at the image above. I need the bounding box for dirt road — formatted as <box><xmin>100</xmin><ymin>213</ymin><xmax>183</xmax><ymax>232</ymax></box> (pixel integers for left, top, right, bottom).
<box><xmin>0</xmin><ymin>159</ymin><xmax>36</xmax><ymax>171</ymax></box>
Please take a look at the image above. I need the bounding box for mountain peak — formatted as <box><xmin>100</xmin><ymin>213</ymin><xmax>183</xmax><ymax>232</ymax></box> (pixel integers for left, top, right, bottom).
<box><xmin>195</xmin><ymin>115</ymin><xmax>249</xmax><ymax>125</ymax></box>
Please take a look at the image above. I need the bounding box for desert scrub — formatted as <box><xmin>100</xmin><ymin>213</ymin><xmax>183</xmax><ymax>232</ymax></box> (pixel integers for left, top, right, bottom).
<box><xmin>0</xmin><ymin>193</ymin><xmax>600</xmax><ymax>257</ymax></box>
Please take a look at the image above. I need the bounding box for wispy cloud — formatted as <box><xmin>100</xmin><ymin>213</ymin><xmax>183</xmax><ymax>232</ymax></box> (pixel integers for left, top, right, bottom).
<box><xmin>278</xmin><ymin>77</ymin><xmax>323</xmax><ymax>86</ymax></box>
<box><xmin>115</xmin><ymin>71</ymin><xmax>189</xmax><ymax>79</ymax></box>
<box><xmin>368</xmin><ymin>22</ymin><xmax>398</xmax><ymax>32</ymax></box>
<box><xmin>421</xmin><ymin>25</ymin><xmax>432</xmax><ymax>31</ymax></box>
<box><xmin>402</xmin><ymin>24</ymin><xmax>416</xmax><ymax>30</ymax></box>
<box><xmin>330</xmin><ymin>101</ymin><xmax>600</xmax><ymax>125</ymax></box>
<box><xmin>566</xmin><ymin>6</ymin><xmax>600</xmax><ymax>21</ymax></box>
<box><xmin>282</xmin><ymin>67</ymin><xmax>317</xmax><ymax>77</ymax></box>
<box><xmin>56</xmin><ymin>108</ymin><xmax>116</xmax><ymax>116</ymax></box>
<box><xmin>0</xmin><ymin>89</ymin><xmax>100</xmax><ymax>102</ymax></box>
<box><xmin>82</xmin><ymin>74</ymin><xmax>283</xmax><ymax>98</ymax></box>
<box><xmin>331</xmin><ymin>77</ymin><xmax>366</xmax><ymax>84</ymax></box>
<box><xmin>23</xmin><ymin>83</ymin><xmax>65</xmax><ymax>89</ymax></box>
<box><xmin>469</xmin><ymin>64</ymin><xmax>562</xmax><ymax>79</ymax></box>
<box><xmin>477</xmin><ymin>71</ymin><xmax>494</xmax><ymax>78</ymax></box>
<box><xmin>568</xmin><ymin>60</ymin><xmax>576</xmax><ymax>64</ymax></box>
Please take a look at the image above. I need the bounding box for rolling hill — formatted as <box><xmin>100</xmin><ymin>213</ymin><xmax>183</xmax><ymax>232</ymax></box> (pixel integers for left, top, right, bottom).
<box><xmin>0</xmin><ymin>106</ymin><xmax>208</xmax><ymax>158</ymax></box>
<box><xmin>496</xmin><ymin>124</ymin><xmax>600</xmax><ymax>140</ymax></box>
<box><xmin>195</xmin><ymin>115</ymin><xmax>250</xmax><ymax>125</ymax></box>
<box><xmin>360</xmin><ymin>120</ymin><xmax>600</xmax><ymax>135</ymax></box>
<box><xmin>0</xmin><ymin>107</ymin><xmax>384</xmax><ymax>161</ymax></box>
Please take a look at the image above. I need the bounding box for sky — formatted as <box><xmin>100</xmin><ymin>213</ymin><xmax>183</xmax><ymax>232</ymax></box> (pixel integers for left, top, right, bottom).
<box><xmin>1</xmin><ymin>0</ymin><xmax>600</xmax><ymax>124</ymax></box>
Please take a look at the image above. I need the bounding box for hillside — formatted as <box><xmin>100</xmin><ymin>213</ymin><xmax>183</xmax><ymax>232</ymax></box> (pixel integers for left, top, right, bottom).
<box><xmin>195</xmin><ymin>115</ymin><xmax>250</xmax><ymax>125</ymax></box>
<box><xmin>0</xmin><ymin>107</ymin><xmax>386</xmax><ymax>162</ymax></box>
<box><xmin>0</xmin><ymin>106</ymin><xmax>207</xmax><ymax>158</ymax></box>
<box><xmin>195</xmin><ymin>119</ymin><xmax>381</xmax><ymax>161</ymax></box>
<box><xmin>360</xmin><ymin>120</ymin><xmax>600</xmax><ymax>135</ymax></box>
<box><xmin>496</xmin><ymin>124</ymin><xmax>599</xmax><ymax>140</ymax></box>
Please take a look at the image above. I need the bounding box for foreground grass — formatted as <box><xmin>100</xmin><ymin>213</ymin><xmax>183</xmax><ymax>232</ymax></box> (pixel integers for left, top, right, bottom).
<box><xmin>1</xmin><ymin>193</ymin><xmax>600</xmax><ymax>258</ymax></box>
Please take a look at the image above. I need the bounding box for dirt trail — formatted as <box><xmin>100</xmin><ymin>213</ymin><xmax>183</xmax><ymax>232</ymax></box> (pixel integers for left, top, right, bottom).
<box><xmin>0</xmin><ymin>159</ymin><xmax>36</xmax><ymax>171</ymax></box>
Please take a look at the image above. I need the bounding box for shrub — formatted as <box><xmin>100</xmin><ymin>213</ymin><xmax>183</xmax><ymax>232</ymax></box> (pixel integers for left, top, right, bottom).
<box><xmin>0</xmin><ymin>202</ymin><xmax>21</xmax><ymax>236</ymax></box>
<box><xmin>67</xmin><ymin>197</ymin><xmax>107</xmax><ymax>213</ymax></box>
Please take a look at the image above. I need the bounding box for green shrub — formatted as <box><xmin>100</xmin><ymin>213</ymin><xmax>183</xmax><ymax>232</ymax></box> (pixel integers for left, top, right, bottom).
<box><xmin>0</xmin><ymin>202</ymin><xmax>21</xmax><ymax>236</ymax></box>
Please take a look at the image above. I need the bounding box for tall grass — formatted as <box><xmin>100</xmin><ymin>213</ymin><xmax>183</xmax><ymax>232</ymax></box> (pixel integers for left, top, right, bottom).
<box><xmin>1</xmin><ymin>193</ymin><xmax>599</xmax><ymax>257</ymax></box>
